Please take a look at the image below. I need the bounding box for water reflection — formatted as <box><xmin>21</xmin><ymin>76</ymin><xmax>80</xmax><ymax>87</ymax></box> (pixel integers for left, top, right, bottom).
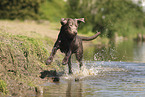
<box><xmin>43</xmin><ymin>80</ymin><xmax>83</xmax><ymax>97</ymax></box>
<box><xmin>43</xmin><ymin>61</ymin><xmax>145</xmax><ymax>97</ymax></box>
<box><xmin>83</xmin><ymin>41</ymin><xmax>145</xmax><ymax>62</ymax></box>
<box><xmin>133</xmin><ymin>42</ymin><xmax>145</xmax><ymax>62</ymax></box>
<box><xmin>66</xmin><ymin>80</ymin><xmax>82</xmax><ymax>97</ymax></box>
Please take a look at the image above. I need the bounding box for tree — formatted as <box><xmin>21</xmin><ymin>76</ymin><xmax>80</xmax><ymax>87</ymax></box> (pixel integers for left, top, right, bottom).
<box><xmin>0</xmin><ymin>0</ymin><xmax>44</xmax><ymax>20</ymax></box>
<box><xmin>67</xmin><ymin>0</ymin><xmax>145</xmax><ymax>38</ymax></box>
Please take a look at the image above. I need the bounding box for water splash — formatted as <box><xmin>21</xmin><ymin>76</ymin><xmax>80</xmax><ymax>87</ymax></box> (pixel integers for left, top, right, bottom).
<box><xmin>93</xmin><ymin>46</ymin><xmax>118</xmax><ymax>61</ymax></box>
<box><xmin>62</xmin><ymin>64</ymin><xmax>100</xmax><ymax>80</ymax></box>
<box><xmin>62</xmin><ymin>61</ymin><xmax>128</xmax><ymax>80</ymax></box>
<box><xmin>74</xmin><ymin>66</ymin><xmax>99</xmax><ymax>76</ymax></box>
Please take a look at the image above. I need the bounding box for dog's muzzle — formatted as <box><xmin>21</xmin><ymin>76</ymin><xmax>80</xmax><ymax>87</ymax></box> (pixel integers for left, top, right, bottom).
<box><xmin>73</xmin><ymin>31</ymin><xmax>77</xmax><ymax>35</ymax></box>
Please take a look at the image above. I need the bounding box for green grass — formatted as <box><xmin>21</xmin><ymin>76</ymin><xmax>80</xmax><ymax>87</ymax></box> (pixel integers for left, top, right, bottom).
<box><xmin>1</xmin><ymin>31</ymin><xmax>51</xmax><ymax>64</ymax></box>
<box><xmin>0</xmin><ymin>80</ymin><xmax>7</xmax><ymax>94</ymax></box>
<box><xmin>0</xmin><ymin>29</ymin><xmax>64</xmax><ymax>96</ymax></box>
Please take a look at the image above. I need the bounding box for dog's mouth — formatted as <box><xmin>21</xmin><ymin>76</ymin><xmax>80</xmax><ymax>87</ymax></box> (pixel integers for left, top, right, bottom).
<box><xmin>73</xmin><ymin>31</ymin><xmax>77</xmax><ymax>35</ymax></box>
<box><xmin>66</xmin><ymin>32</ymin><xmax>77</xmax><ymax>39</ymax></box>
<box><xmin>67</xmin><ymin>30</ymin><xmax>77</xmax><ymax>37</ymax></box>
<box><xmin>72</xmin><ymin>31</ymin><xmax>78</xmax><ymax>37</ymax></box>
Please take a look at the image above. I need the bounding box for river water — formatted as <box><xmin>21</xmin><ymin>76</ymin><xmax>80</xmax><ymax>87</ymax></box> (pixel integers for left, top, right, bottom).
<box><xmin>42</xmin><ymin>41</ymin><xmax>145</xmax><ymax>97</ymax></box>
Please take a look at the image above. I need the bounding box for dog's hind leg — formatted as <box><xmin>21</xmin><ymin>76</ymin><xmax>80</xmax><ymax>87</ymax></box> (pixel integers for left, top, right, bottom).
<box><xmin>68</xmin><ymin>56</ymin><xmax>73</xmax><ymax>74</ymax></box>
<box><xmin>75</xmin><ymin>51</ymin><xmax>83</xmax><ymax>70</ymax></box>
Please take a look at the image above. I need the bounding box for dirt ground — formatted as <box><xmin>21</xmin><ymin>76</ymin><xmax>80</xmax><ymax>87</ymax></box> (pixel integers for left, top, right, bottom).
<box><xmin>0</xmin><ymin>20</ymin><xmax>98</xmax><ymax>45</ymax></box>
<box><xmin>0</xmin><ymin>20</ymin><xmax>60</xmax><ymax>40</ymax></box>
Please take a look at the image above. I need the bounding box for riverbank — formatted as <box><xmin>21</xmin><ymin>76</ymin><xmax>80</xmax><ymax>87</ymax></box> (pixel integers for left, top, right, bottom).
<box><xmin>0</xmin><ymin>20</ymin><xmax>65</xmax><ymax>96</ymax></box>
<box><xmin>0</xmin><ymin>20</ymin><xmax>104</xmax><ymax>96</ymax></box>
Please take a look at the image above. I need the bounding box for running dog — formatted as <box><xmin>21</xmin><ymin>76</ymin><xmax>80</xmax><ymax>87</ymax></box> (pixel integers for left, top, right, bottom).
<box><xmin>46</xmin><ymin>18</ymin><xmax>101</xmax><ymax>74</ymax></box>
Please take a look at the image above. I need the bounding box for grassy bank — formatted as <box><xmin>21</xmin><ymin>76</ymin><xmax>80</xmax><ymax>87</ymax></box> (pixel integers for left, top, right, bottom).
<box><xmin>0</xmin><ymin>20</ymin><xmax>104</xmax><ymax>96</ymax></box>
<box><xmin>0</xmin><ymin>21</ymin><xmax>64</xmax><ymax>96</ymax></box>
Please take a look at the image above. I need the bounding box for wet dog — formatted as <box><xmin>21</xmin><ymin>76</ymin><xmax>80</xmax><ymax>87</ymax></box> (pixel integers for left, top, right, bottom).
<box><xmin>46</xmin><ymin>18</ymin><xmax>101</xmax><ymax>74</ymax></box>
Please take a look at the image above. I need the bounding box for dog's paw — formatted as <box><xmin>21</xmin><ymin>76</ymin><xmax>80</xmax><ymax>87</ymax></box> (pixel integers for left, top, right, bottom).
<box><xmin>62</xmin><ymin>59</ymin><xmax>68</xmax><ymax>65</ymax></box>
<box><xmin>69</xmin><ymin>70</ymin><xmax>73</xmax><ymax>74</ymax></box>
<box><xmin>46</xmin><ymin>57</ymin><xmax>52</xmax><ymax>65</ymax></box>
<box><xmin>46</xmin><ymin>60</ymin><xmax>51</xmax><ymax>65</ymax></box>
<box><xmin>62</xmin><ymin>61</ymin><xmax>67</xmax><ymax>65</ymax></box>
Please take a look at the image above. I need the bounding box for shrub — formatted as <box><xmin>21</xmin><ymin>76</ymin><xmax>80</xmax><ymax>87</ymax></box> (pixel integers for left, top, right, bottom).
<box><xmin>0</xmin><ymin>0</ymin><xmax>44</xmax><ymax>20</ymax></box>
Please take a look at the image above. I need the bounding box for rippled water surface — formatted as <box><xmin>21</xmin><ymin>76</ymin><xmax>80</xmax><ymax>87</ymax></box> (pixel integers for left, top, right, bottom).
<box><xmin>42</xmin><ymin>41</ymin><xmax>145</xmax><ymax>97</ymax></box>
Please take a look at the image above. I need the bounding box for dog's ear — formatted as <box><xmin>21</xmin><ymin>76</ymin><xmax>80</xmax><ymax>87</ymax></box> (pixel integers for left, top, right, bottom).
<box><xmin>76</xmin><ymin>18</ymin><xmax>85</xmax><ymax>24</ymax></box>
<box><xmin>61</xmin><ymin>18</ymin><xmax>68</xmax><ymax>25</ymax></box>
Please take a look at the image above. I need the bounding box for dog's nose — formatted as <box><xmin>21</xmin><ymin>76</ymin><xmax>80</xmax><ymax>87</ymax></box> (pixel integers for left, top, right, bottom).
<box><xmin>74</xmin><ymin>31</ymin><xmax>77</xmax><ymax>35</ymax></box>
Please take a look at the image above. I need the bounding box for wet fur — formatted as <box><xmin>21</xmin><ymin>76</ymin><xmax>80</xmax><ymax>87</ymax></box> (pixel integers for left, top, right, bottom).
<box><xmin>46</xmin><ymin>18</ymin><xmax>101</xmax><ymax>74</ymax></box>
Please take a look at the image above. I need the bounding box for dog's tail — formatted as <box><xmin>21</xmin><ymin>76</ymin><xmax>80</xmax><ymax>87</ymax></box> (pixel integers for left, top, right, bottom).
<box><xmin>80</xmin><ymin>32</ymin><xmax>101</xmax><ymax>41</ymax></box>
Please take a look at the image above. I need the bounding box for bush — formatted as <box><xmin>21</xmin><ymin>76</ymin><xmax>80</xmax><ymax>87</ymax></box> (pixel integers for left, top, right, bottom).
<box><xmin>0</xmin><ymin>0</ymin><xmax>44</xmax><ymax>20</ymax></box>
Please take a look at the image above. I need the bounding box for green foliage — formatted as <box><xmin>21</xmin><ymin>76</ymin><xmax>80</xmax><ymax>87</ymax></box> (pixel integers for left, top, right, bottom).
<box><xmin>0</xmin><ymin>80</ymin><xmax>7</xmax><ymax>94</ymax></box>
<box><xmin>40</xmin><ymin>0</ymin><xmax>67</xmax><ymax>22</ymax></box>
<box><xmin>93</xmin><ymin>0</ymin><xmax>145</xmax><ymax>38</ymax></box>
<box><xmin>0</xmin><ymin>0</ymin><xmax>44</xmax><ymax>20</ymax></box>
<box><xmin>67</xmin><ymin>0</ymin><xmax>145</xmax><ymax>39</ymax></box>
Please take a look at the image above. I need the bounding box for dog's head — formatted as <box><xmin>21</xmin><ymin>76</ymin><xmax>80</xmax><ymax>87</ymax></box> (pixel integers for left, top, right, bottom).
<box><xmin>60</xmin><ymin>18</ymin><xmax>85</xmax><ymax>37</ymax></box>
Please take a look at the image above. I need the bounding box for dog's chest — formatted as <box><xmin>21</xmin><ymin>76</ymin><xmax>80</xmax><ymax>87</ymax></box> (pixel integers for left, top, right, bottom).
<box><xmin>59</xmin><ymin>39</ymin><xmax>71</xmax><ymax>53</ymax></box>
<box><xmin>59</xmin><ymin>38</ymin><xmax>79</xmax><ymax>53</ymax></box>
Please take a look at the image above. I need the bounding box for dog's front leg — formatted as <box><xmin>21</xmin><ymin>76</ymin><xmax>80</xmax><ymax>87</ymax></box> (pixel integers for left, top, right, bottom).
<box><xmin>46</xmin><ymin>40</ymin><xmax>61</xmax><ymax>65</ymax></box>
<box><xmin>62</xmin><ymin>50</ymin><xmax>72</xmax><ymax>65</ymax></box>
<box><xmin>62</xmin><ymin>51</ymin><xmax>73</xmax><ymax>74</ymax></box>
